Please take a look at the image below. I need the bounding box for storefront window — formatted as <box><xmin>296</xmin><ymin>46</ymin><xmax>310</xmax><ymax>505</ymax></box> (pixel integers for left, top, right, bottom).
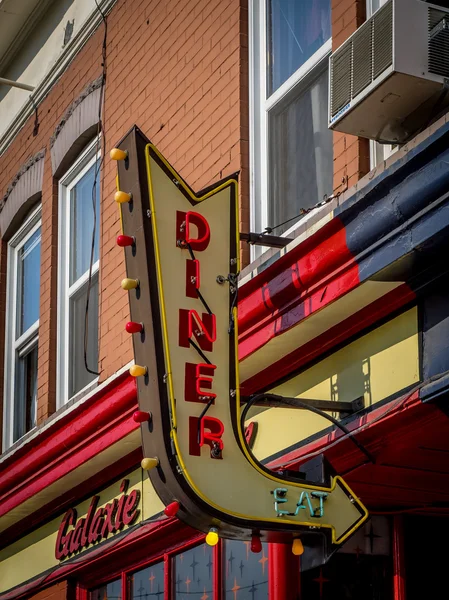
<box><xmin>224</xmin><ymin>540</ymin><xmax>269</xmax><ymax>600</ymax></box>
<box><xmin>85</xmin><ymin>524</ymin><xmax>394</xmax><ymax>600</ymax></box>
<box><xmin>129</xmin><ymin>561</ymin><xmax>165</xmax><ymax>599</ymax></box>
<box><xmin>91</xmin><ymin>579</ymin><xmax>121</xmax><ymax>600</ymax></box>
<box><xmin>173</xmin><ymin>543</ymin><xmax>213</xmax><ymax>599</ymax></box>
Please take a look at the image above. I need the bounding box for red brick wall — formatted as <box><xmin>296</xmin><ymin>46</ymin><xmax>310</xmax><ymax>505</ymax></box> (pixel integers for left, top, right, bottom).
<box><xmin>0</xmin><ymin>0</ymin><xmax>249</xmax><ymax>428</ymax></box>
<box><xmin>331</xmin><ymin>0</ymin><xmax>370</xmax><ymax>191</ymax></box>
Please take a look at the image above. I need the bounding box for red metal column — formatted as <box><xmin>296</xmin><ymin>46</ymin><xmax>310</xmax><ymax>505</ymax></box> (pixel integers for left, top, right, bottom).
<box><xmin>164</xmin><ymin>553</ymin><xmax>170</xmax><ymax>600</ymax></box>
<box><xmin>269</xmin><ymin>543</ymin><xmax>298</xmax><ymax>600</ymax></box>
<box><xmin>214</xmin><ymin>541</ymin><xmax>223</xmax><ymax>600</ymax></box>
<box><xmin>393</xmin><ymin>516</ymin><xmax>406</xmax><ymax>600</ymax></box>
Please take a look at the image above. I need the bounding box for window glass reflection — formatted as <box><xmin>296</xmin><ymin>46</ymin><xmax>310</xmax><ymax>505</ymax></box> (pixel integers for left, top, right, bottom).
<box><xmin>269</xmin><ymin>67</ymin><xmax>333</xmax><ymax>234</ymax></box>
<box><xmin>267</xmin><ymin>0</ymin><xmax>331</xmax><ymax>94</ymax></box>
<box><xmin>173</xmin><ymin>543</ymin><xmax>213</xmax><ymax>599</ymax></box>
<box><xmin>69</xmin><ymin>162</ymin><xmax>100</xmax><ymax>286</ymax></box>
<box><xmin>224</xmin><ymin>540</ymin><xmax>268</xmax><ymax>600</ymax></box>
<box><xmin>17</xmin><ymin>228</ymin><xmax>41</xmax><ymax>336</ymax></box>
<box><xmin>14</xmin><ymin>342</ymin><xmax>38</xmax><ymax>442</ymax></box>
<box><xmin>129</xmin><ymin>561</ymin><xmax>165</xmax><ymax>599</ymax></box>
<box><xmin>90</xmin><ymin>579</ymin><xmax>121</xmax><ymax>600</ymax></box>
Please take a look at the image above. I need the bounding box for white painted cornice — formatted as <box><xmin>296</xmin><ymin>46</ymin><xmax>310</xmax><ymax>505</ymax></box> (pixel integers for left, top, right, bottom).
<box><xmin>0</xmin><ymin>0</ymin><xmax>116</xmax><ymax>156</ymax></box>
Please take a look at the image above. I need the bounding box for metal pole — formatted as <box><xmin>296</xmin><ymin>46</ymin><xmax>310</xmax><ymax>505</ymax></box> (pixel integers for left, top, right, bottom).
<box><xmin>393</xmin><ymin>515</ymin><xmax>406</xmax><ymax>600</ymax></box>
<box><xmin>0</xmin><ymin>77</ymin><xmax>34</xmax><ymax>92</ymax></box>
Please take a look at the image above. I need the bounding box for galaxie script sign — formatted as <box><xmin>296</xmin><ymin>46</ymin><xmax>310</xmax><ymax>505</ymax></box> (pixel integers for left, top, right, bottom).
<box><xmin>55</xmin><ymin>479</ymin><xmax>140</xmax><ymax>560</ymax></box>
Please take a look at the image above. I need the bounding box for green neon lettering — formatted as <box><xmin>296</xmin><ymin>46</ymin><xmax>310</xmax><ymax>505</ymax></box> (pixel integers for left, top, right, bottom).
<box><xmin>272</xmin><ymin>489</ymin><xmax>328</xmax><ymax>518</ymax></box>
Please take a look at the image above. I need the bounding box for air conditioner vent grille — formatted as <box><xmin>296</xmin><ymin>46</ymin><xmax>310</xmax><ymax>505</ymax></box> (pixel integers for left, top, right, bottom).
<box><xmin>330</xmin><ymin>43</ymin><xmax>352</xmax><ymax>116</ymax></box>
<box><xmin>330</xmin><ymin>0</ymin><xmax>393</xmax><ymax>119</ymax></box>
<box><xmin>352</xmin><ymin>24</ymin><xmax>373</xmax><ymax>97</ymax></box>
<box><xmin>373</xmin><ymin>0</ymin><xmax>393</xmax><ymax>78</ymax></box>
<box><xmin>428</xmin><ymin>8</ymin><xmax>449</xmax><ymax>78</ymax></box>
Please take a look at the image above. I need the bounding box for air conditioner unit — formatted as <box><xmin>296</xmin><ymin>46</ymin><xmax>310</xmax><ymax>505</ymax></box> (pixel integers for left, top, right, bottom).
<box><xmin>329</xmin><ymin>0</ymin><xmax>449</xmax><ymax>143</ymax></box>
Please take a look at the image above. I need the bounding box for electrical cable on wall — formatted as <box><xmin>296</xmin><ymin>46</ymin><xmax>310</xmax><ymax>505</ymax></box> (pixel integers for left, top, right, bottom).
<box><xmin>84</xmin><ymin>0</ymin><xmax>108</xmax><ymax>376</ymax></box>
<box><xmin>245</xmin><ymin>187</ymin><xmax>345</xmax><ymax>244</ymax></box>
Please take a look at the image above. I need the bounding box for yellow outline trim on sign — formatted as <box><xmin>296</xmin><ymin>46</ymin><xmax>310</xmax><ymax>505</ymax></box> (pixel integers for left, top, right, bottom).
<box><xmin>144</xmin><ymin>144</ymin><xmax>369</xmax><ymax>545</ymax></box>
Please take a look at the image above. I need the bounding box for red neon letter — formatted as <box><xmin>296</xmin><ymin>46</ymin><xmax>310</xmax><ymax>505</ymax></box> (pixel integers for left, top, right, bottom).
<box><xmin>179</xmin><ymin>309</ymin><xmax>216</xmax><ymax>352</ymax></box>
<box><xmin>186</xmin><ymin>259</ymin><xmax>200</xmax><ymax>298</ymax></box>
<box><xmin>200</xmin><ymin>416</ymin><xmax>224</xmax><ymax>450</ymax></box>
<box><xmin>189</xmin><ymin>416</ymin><xmax>224</xmax><ymax>458</ymax></box>
<box><xmin>185</xmin><ymin>362</ymin><xmax>217</xmax><ymax>403</ymax></box>
<box><xmin>55</xmin><ymin>508</ymin><xmax>77</xmax><ymax>559</ymax></box>
<box><xmin>176</xmin><ymin>211</ymin><xmax>210</xmax><ymax>251</ymax></box>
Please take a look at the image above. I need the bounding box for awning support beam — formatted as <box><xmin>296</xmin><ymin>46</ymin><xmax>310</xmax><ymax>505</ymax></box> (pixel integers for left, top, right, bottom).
<box><xmin>242</xmin><ymin>393</ymin><xmax>365</xmax><ymax>415</ymax></box>
<box><xmin>240</xmin><ymin>232</ymin><xmax>294</xmax><ymax>248</ymax></box>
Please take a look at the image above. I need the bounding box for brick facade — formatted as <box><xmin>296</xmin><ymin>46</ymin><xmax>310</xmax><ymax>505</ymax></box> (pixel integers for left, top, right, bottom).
<box><xmin>0</xmin><ymin>0</ymin><xmax>373</xmax><ymax>442</ymax></box>
<box><xmin>0</xmin><ymin>0</ymin><xmax>249</xmax><ymax>438</ymax></box>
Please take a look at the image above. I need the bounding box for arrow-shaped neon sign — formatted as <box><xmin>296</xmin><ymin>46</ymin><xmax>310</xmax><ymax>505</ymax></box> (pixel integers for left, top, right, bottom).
<box><xmin>112</xmin><ymin>126</ymin><xmax>368</xmax><ymax>551</ymax></box>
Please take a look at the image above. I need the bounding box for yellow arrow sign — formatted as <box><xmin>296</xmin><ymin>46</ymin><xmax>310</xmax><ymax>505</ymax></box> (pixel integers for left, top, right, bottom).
<box><xmin>113</xmin><ymin>126</ymin><xmax>368</xmax><ymax>548</ymax></box>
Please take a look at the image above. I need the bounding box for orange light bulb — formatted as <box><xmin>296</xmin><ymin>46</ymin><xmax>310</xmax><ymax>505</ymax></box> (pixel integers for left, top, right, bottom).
<box><xmin>110</xmin><ymin>148</ymin><xmax>128</xmax><ymax>161</ymax></box>
<box><xmin>129</xmin><ymin>365</ymin><xmax>147</xmax><ymax>377</ymax></box>
<box><xmin>115</xmin><ymin>191</ymin><xmax>132</xmax><ymax>204</ymax></box>
<box><xmin>292</xmin><ymin>538</ymin><xmax>304</xmax><ymax>556</ymax></box>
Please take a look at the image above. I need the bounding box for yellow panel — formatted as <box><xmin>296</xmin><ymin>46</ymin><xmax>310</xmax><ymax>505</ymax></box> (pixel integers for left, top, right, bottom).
<box><xmin>0</xmin><ymin>469</ymin><xmax>163</xmax><ymax>593</ymax></box>
<box><xmin>248</xmin><ymin>308</ymin><xmax>419</xmax><ymax>460</ymax></box>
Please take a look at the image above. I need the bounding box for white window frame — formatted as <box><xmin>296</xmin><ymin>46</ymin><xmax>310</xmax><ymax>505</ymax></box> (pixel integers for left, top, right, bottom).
<box><xmin>249</xmin><ymin>0</ymin><xmax>332</xmax><ymax>254</ymax></box>
<box><xmin>3</xmin><ymin>205</ymin><xmax>41</xmax><ymax>449</ymax></box>
<box><xmin>57</xmin><ymin>139</ymin><xmax>100</xmax><ymax>408</ymax></box>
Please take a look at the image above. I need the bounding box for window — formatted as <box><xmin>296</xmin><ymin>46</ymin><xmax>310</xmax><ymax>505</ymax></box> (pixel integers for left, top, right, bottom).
<box><xmin>224</xmin><ymin>539</ymin><xmax>268</xmax><ymax>599</ymax></box>
<box><xmin>366</xmin><ymin>0</ymin><xmax>385</xmax><ymax>15</ymax></box>
<box><xmin>174</xmin><ymin>543</ymin><xmax>213</xmax><ymax>598</ymax></box>
<box><xmin>131</xmin><ymin>561</ymin><xmax>165</xmax><ymax>599</ymax></box>
<box><xmin>88</xmin><ymin>541</ymin><xmax>270</xmax><ymax>600</ymax></box>
<box><xmin>3</xmin><ymin>206</ymin><xmax>41</xmax><ymax>448</ymax></box>
<box><xmin>91</xmin><ymin>579</ymin><xmax>122</xmax><ymax>600</ymax></box>
<box><xmin>86</xmin><ymin>532</ymin><xmax>395</xmax><ymax>599</ymax></box>
<box><xmin>58</xmin><ymin>140</ymin><xmax>100</xmax><ymax>405</ymax></box>
<box><xmin>250</xmin><ymin>0</ymin><xmax>333</xmax><ymax>240</ymax></box>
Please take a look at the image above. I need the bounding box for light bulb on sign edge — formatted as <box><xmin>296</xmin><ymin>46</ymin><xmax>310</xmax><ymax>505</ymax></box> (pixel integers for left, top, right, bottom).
<box><xmin>250</xmin><ymin>535</ymin><xmax>262</xmax><ymax>553</ymax></box>
<box><xmin>141</xmin><ymin>457</ymin><xmax>159</xmax><ymax>470</ymax></box>
<box><xmin>292</xmin><ymin>538</ymin><xmax>304</xmax><ymax>556</ymax></box>
<box><xmin>110</xmin><ymin>148</ymin><xmax>128</xmax><ymax>161</ymax></box>
<box><xmin>133</xmin><ymin>410</ymin><xmax>151</xmax><ymax>423</ymax></box>
<box><xmin>115</xmin><ymin>191</ymin><xmax>132</xmax><ymax>204</ymax></box>
<box><xmin>125</xmin><ymin>321</ymin><xmax>144</xmax><ymax>334</ymax></box>
<box><xmin>164</xmin><ymin>501</ymin><xmax>180</xmax><ymax>517</ymax></box>
<box><xmin>205</xmin><ymin>528</ymin><xmax>219</xmax><ymax>546</ymax></box>
<box><xmin>117</xmin><ymin>234</ymin><xmax>135</xmax><ymax>247</ymax></box>
<box><xmin>129</xmin><ymin>364</ymin><xmax>147</xmax><ymax>377</ymax></box>
<box><xmin>121</xmin><ymin>278</ymin><xmax>139</xmax><ymax>291</ymax></box>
